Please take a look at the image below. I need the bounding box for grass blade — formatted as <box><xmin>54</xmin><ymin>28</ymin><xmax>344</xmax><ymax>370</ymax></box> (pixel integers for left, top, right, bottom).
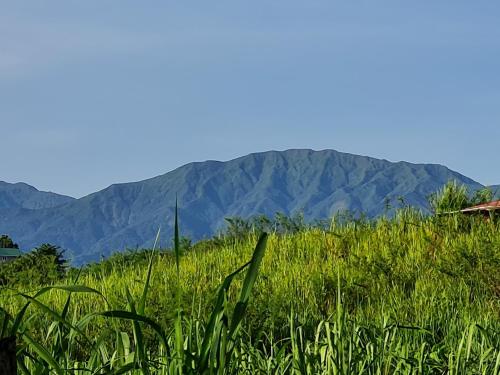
<box><xmin>139</xmin><ymin>226</ymin><xmax>161</xmax><ymax>315</ymax></box>
<box><xmin>229</xmin><ymin>232</ymin><xmax>268</xmax><ymax>339</ymax></box>
<box><xmin>96</xmin><ymin>310</ymin><xmax>170</xmax><ymax>356</ymax></box>
<box><xmin>174</xmin><ymin>198</ymin><xmax>180</xmax><ymax>274</ymax></box>
<box><xmin>22</xmin><ymin>333</ymin><xmax>64</xmax><ymax>375</ymax></box>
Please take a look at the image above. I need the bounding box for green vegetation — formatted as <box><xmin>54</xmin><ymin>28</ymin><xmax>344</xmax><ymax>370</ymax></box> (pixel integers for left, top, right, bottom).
<box><xmin>0</xmin><ymin>243</ymin><xmax>67</xmax><ymax>286</ymax></box>
<box><xmin>0</xmin><ymin>184</ymin><xmax>499</xmax><ymax>373</ymax></box>
<box><xmin>429</xmin><ymin>180</ymin><xmax>494</xmax><ymax>214</ymax></box>
<box><xmin>0</xmin><ymin>234</ymin><xmax>19</xmax><ymax>249</ymax></box>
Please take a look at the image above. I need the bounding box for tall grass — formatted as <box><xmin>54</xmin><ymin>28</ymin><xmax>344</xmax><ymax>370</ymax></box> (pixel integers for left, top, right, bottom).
<box><xmin>1</xmin><ymin>208</ymin><xmax>499</xmax><ymax>373</ymax></box>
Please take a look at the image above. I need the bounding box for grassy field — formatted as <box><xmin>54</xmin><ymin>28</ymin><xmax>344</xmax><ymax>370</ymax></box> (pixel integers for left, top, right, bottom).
<box><xmin>1</xmin><ymin>207</ymin><xmax>500</xmax><ymax>373</ymax></box>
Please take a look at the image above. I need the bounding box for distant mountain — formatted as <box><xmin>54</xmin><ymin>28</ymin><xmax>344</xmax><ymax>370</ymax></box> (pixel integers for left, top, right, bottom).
<box><xmin>0</xmin><ymin>181</ymin><xmax>74</xmax><ymax>210</ymax></box>
<box><xmin>491</xmin><ymin>185</ymin><xmax>500</xmax><ymax>198</ymax></box>
<box><xmin>0</xmin><ymin>149</ymin><xmax>483</xmax><ymax>264</ymax></box>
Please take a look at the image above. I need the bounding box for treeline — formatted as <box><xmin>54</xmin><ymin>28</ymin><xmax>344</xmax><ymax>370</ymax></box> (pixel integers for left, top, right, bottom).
<box><xmin>0</xmin><ymin>240</ymin><xmax>66</xmax><ymax>286</ymax></box>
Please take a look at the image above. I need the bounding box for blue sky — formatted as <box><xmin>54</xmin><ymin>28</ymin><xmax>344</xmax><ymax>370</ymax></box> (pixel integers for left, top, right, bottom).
<box><xmin>1</xmin><ymin>1</ymin><xmax>499</xmax><ymax>198</ymax></box>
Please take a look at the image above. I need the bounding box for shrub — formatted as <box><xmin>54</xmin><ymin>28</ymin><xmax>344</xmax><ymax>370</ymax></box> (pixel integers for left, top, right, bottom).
<box><xmin>0</xmin><ymin>243</ymin><xmax>67</xmax><ymax>286</ymax></box>
<box><xmin>0</xmin><ymin>235</ymin><xmax>18</xmax><ymax>249</ymax></box>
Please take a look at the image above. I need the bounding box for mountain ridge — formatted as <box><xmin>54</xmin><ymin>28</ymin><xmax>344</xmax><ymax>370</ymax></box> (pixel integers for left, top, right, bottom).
<box><xmin>0</xmin><ymin>149</ymin><xmax>485</xmax><ymax>264</ymax></box>
<box><xmin>0</xmin><ymin>181</ymin><xmax>75</xmax><ymax>210</ymax></box>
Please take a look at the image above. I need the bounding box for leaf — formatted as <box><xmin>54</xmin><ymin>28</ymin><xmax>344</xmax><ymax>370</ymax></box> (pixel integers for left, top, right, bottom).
<box><xmin>197</xmin><ymin>261</ymin><xmax>250</xmax><ymax>370</ymax></box>
<box><xmin>95</xmin><ymin>310</ymin><xmax>170</xmax><ymax>356</ymax></box>
<box><xmin>10</xmin><ymin>302</ymin><xmax>30</xmax><ymax>336</ymax></box>
<box><xmin>34</xmin><ymin>285</ymin><xmax>106</xmax><ymax>301</ymax></box>
<box><xmin>113</xmin><ymin>362</ymin><xmax>142</xmax><ymax>375</ymax></box>
<box><xmin>174</xmin><ymin>198</ymin><xmax>180</xmax><ymax>274</ymax></box>
<box><xmin>139</xmin><ymin>226</ymin><xmax>161</xmax><ymax>315</ymax></box>
<box><xmin>22</xmin><ymin>333</ymin><xmax>64</xmax><ymax>375</ymax></box>
<box><xmin>229</xmin><ymin>232</ymin><xmax>268</xmax><ymax>339</ymax></box>
<box><xmin>18</xmin><ymin>293</ymin><xmax>91</xmax><ymax>345</ymax></box>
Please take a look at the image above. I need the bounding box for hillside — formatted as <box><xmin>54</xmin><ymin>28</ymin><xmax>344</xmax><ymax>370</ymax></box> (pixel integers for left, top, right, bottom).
<box><xmin>491</xmin><ymin>185</ymin><xmax>500</xmax><ymax>197</ymax></box>
<box><xmin>2</xmin><ymin>213</ymin><xmax>499</xmax><ymax>372</ymax></box>
<box><xmin>0</xmin><ymin>149</ymin><xmax>483</xmax><ymax>264</ymax></box>
<box><xmin>0</xmin><ymin>181</ymin><xmax>74</xmax><ymax>210</ymax></box>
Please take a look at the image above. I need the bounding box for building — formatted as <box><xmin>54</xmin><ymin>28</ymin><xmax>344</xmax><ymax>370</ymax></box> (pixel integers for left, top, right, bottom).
<box><xmin>0</xmin><ymin>248</ymin><xmax>22</xmax><ymax>263</ymax></box>
<box><xmin>460</xmin><ymin>200</ymin><xmax>500</xmax><ymax>217</ymax></box>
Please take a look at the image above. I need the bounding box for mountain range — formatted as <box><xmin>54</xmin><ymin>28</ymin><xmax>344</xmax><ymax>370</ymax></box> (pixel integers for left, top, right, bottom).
<box><xmin>0</xmin><ymin>181</ymin><xmax>74</xmax><ymax>210</ymax></box>
<box><xmin>0</xmin><ymin>149</ymin><xmax>493</xmax><ymax>264</ymax></box>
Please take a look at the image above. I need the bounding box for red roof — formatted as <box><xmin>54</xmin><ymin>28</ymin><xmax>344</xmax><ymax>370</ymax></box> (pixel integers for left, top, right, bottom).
<box><xmin>461</xmin><ymin>200</ymin><xmax>500</xmax><ymax>213</ymax></box>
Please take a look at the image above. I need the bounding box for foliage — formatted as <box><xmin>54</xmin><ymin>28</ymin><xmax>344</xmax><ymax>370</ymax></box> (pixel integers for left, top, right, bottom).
<box><xmin>0</xmin><ymin>243</ymin><xmax>67</xmax><ymax>286</ymax></box>
<box><xmin>1</xmin><ymin>188</ymin><xmax>500</xmax><ymax>373</ymax></box>
<box><xmin>32</xmin><ymin>243</ymin><xmax>67</xmax><ymax>276</ymax></box>
<box><xmin>223</xmin><ymin>211</ymin><xmax>308</xmax><ymax>240</ymax></box>
<box><xmin>471</xmin><ymin>186</ymin><xmax>494</xmax><ymax>205</ymax></box>
<box><xmin>0</xmin><ymin>235</ymin><xmax>18</xmax><ymax>249</ymax></box>
<box><xmin>428</xmin><ymin>180</ymin><xmax>494</xmax><ymax>213</ymax></box>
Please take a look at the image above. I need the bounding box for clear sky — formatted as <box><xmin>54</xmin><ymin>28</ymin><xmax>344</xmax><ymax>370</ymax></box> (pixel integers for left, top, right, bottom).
<box><xmin>1</xmin><ymin>1</ymin><xmax>499</xmax><ymax>198</ymax></box>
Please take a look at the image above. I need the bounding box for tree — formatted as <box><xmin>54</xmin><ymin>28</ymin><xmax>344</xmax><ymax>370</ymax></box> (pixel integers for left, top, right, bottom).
<box><xmin>0</xmin><ymin>243</ymin><xmax>67</xmax><ymax>286</ymax></box>
<box><xmin>274</xmin><ymin>211</ymin><xmax>306</xmax><ymax>233</ymax></box>
<box><xmin>471</xmin><ymin>187</ymin><xmax>494</xmax><ymax>206</ymax></box>
<box><xmin>224</xmin><ymin>217</ymin><xmax>252</xmax><ymax>239</ymax></box>
<box><xmin>0</xmin><ymin>235</ymin><xmax>18</xmax><ymax>249</ymax></box>
<box><xmin>32</xmin><ymin>243</ymin><xmax>67</xmax><ymax>277</ymax></box>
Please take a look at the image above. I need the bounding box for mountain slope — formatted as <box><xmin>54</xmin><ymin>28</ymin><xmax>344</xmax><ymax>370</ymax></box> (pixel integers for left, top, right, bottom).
<box><xmin>491</xmin><ymin>185</ymin><xmax>500</xmax><ymax>198</ymax></box>
<box><xmin>0</xmin><ymin>149</ymin><xmax>482</xmax><ymax>264</ymax></box>
<box><xmin>0</xmin><ymin>181</ymin><xmax>75</xmax><ymax>210</ymax></box>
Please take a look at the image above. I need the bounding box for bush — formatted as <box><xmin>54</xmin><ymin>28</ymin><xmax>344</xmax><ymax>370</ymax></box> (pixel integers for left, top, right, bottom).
<box><xmin>0</xmin><ymin>235</ymin><xmax>18</xmax><ymax>249</ymax></box>
<box><xmin>0</xmin><ymin>243</ymin><xmax>67</xmax><ymax>286</ymax></box>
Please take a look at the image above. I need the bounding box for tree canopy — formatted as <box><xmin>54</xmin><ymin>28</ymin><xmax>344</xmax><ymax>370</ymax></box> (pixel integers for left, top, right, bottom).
<box><xmin>0</xmin><ymin>243</ymin><xmax>67</xmax><ymax>286</ymax></box>
<box><xmin>0</xmin><ymin>235</ymin><xmax>18</xmax><ymax>249</ymax></box>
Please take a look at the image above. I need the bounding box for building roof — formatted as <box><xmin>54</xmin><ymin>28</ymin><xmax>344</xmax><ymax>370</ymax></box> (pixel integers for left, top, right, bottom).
<box><xmin>461</xmin><ymin>200</ymin><xmax>500</xmax><ymax>213</ymax></box>
<box><xmin>0</xmin><ymin>248</ymin><xmax>22</xmax><ymax>257</ymax></box>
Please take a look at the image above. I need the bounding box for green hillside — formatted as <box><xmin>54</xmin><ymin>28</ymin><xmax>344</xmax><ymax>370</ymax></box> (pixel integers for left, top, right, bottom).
<box><xmin>1</xmin><ymin>207</ymin><xmax>499</xmax><ymax>373</ymax></box>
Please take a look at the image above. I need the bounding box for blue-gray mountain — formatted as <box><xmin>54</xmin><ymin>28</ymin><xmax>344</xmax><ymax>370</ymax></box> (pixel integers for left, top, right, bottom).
<box><xmin>0</xmin><ymin>181</ymin><xmax>74</xmax><ymax>210</ymax></box>
<box><xmin>491</xmin><ymin>185</ymin><xmax>500</xmax><ymax>198</ymax></box>
<box><xmin>0</xmin><ymin>149</ymin><xmax>488</xmax><ymax>264</ymax></box>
